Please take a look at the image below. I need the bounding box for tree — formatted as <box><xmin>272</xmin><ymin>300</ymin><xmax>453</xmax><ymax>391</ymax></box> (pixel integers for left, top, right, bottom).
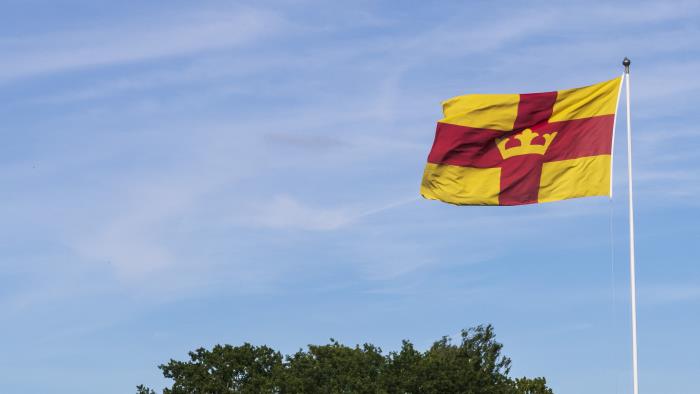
<box><xmin>138</xmin><ymin>325</ymin><xmax>553</xmax><ymax>393</ymax></box>
<box><xmin>159</xmin><ymin>344</ymin><xmax>284</xmax><ymax>394</ymax></box>
<box><xmin>282</xmin><ymin>340</ymin><xmax>385</xmax><ymax>393</ymax></box>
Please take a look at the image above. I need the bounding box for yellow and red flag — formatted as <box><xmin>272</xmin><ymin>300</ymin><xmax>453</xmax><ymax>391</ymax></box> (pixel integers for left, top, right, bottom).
<box><xmin>421</xmin><ymin>77</ymin><xmax>623</xmax><ymax>206</ymax></box>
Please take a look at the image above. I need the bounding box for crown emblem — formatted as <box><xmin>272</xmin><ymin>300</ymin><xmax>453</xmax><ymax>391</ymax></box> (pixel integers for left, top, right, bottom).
<box><xmin>495</xmin><ymin>128</ymin><xmax>557</xmax><ymax>159</ymax></box>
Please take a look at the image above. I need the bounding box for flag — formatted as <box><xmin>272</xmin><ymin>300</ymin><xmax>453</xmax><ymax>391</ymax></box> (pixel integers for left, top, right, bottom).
<box><xmin>420</xmin><ymin>77</ymin><xmax>623</xmax><ymax>206</ymax></box>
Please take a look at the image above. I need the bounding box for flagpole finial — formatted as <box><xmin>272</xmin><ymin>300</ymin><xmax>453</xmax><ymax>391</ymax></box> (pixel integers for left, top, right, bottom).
<box><xmin>623</xmin><ymin>57</ymin><xmax>631</xmax><ymax>73</ymax></box>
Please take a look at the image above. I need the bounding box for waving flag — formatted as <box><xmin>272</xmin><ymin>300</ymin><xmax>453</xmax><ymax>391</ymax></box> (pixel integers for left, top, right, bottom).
<box><xmin>421</xmin><ymin>77</ymin><xmax>623</xmax><ymax>206</ymax></box>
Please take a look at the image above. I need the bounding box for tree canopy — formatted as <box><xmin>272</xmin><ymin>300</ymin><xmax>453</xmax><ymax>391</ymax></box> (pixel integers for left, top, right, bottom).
<box><xmin>138</xmin><ymin>325</ymin><xmax>553</xmax><ymax>394</ymax></box>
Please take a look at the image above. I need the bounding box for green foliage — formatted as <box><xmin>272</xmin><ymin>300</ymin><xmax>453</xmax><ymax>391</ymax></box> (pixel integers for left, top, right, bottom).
<box><xmin>136</xmin><ymin>385</ymin><xmax>156</xmax><ymax>394</ymax></box>
<box><xmin>283</xmin><ymin>340</ymin><xmax>385</xmax><ymax>393</ymax></box>
<box><xmin>160</xmin><ymin>344</ymin><xmax>283</xmax><ymax>394</ymax></box>
<box><xmin>138</xmin><ymin>325</ymin><xmax>553</xmax><ymax>394</ymax></box>
<box><xmin>513</xmin><ymin>377</ymin><xmax>554</xmax><ymax>394</ymax></box>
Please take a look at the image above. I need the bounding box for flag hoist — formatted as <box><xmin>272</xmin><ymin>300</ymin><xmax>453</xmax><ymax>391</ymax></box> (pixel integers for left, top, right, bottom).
<box><xmin>420</xmin><ymin>59</ymin><xmax>639</xmax><ymax>393</ymax></box>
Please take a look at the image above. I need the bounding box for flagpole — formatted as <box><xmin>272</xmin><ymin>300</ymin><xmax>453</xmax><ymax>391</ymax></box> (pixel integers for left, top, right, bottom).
<box><xmin>623</xmin><ymin>57</ymin><xmax>639</xmax><ymax>394</ymax></box>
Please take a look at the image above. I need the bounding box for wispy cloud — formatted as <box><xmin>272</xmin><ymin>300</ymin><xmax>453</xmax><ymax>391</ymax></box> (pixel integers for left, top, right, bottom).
<box><xmin>244</xmin><ymin>195</ymin><xmax>419</xmax><ymax>231</ymax></box>
<box><xmin>641</xmin><ymin>283</ymin><xmax>700</xmax><ymax>305</ymax></box>
<box><xmin>69</xmin><ymin>172</ymin><xmax>214</xmax><ymax>280</ymax></box>
<box><xmin>264</xmin><ymin>132</ymin><xmax>348</xmax><ymax>150</ymax></box>
<box><xmin>246</xmin><ymin>195</ymin><xmax>352</xmax><ymax>231</ymax></box>
<box><xmin>0</xmin><ymin>7</ymin><xmax>285</xmax><ymax>82</ymax></box>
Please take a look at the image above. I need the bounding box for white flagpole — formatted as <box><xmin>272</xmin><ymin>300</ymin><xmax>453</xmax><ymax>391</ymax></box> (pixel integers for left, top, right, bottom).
<box><xmin>623</xmin><ymin>57</ymin><xmax>639</xmax><ymax>394</ymax></box>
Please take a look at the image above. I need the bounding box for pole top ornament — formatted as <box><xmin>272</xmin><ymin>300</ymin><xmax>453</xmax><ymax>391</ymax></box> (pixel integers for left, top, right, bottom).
<box><xmin>623</xmin><ymin>57</ymin><xmax>631</xmax><ymax>73</ymax></box>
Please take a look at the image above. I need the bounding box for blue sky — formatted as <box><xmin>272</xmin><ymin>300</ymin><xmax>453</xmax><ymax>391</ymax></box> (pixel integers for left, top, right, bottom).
<box><xmin>1</xmin><ymin>1</ymin><xmax>699</xmax><ymax>393</ymax></box>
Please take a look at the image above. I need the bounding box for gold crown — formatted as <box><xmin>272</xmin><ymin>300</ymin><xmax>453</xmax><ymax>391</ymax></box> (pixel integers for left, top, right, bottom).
<box><xmin>495</xmin><ymin>128</ymin><xmax>557</xmax><ymax>159</ymax></box>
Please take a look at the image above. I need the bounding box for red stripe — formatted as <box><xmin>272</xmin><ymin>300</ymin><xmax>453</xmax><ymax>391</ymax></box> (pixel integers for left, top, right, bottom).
<box><xmin>426</xmin><ymin>115</ymin><xmax>614</xmax><ymax>167</ymax></box>
<box><xmin>513</xmin><ymin>92</ymin><xmax>557</xmax><ymax>131</ymax></box>
<box><xmin>543</xmin><ymin>115</ymin><xmax>614</xmax><ymax>161</ymax></box>
<box><xmin>498</xmin><ymin>156</ymin><xmax>544</xmax><ymax>205</ymax></box>
<box><xmin>426</xmin><ymin>122</ymin><xmax>502</xmax><ymax>168</ymax></box>
<box><xmin>497</xmin><ymin>93</ymin><xmax>556</xmax><ymax>205</ymax></box>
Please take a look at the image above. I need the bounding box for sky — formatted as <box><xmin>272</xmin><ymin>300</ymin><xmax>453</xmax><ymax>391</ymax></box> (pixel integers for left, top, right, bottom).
<box><xmin>1</xmin><ymin>0</ymin><xmax>699</xmax><ymax>393</ymax></box>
